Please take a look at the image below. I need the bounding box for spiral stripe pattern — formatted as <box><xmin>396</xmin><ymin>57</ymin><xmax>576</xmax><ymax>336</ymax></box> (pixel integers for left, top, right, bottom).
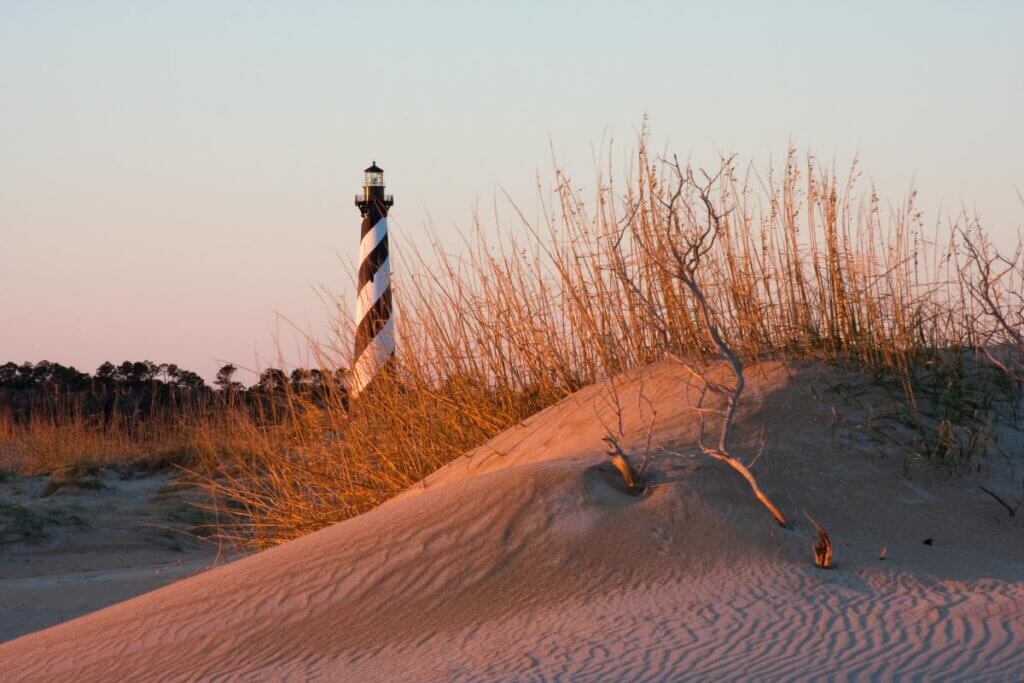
<box><xmin>351</xmin><ymin>204</ymin><xmax>393</xmax><ymax>396</ymax></box>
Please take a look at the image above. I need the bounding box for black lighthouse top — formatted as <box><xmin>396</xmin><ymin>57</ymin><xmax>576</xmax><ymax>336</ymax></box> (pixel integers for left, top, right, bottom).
<box><xmin>355</xmin><ymin>161</ymin><xmax>394</xmax><ymax>213</ymax></box>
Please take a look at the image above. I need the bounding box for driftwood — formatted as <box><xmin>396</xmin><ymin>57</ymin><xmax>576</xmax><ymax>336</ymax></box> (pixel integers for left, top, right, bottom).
<box><xmin>605</xmin><ymin>156</ymin><xmax>792</xmax><ymax>528</ymax></box>
<box><xmin>804</xmin><ymin>512</ymin><xmax>833</xmax><ymax>569</ymax></box>
<box><xmin>980</xmin><ymin>481</ymin><xmax>1022</xmax><ymax>517</ymax></box>
<box><xmin>597</xmin><ymin>375</ymin><xmax>657</xmax><ymax>496</ymax></box>
<box><xmin>601</xmin><ymin>435</ymin><xmax>645</xmax><ymax>495</ymax></box>
<box><xmin>661</xmin><ymin>158</ymin><xmax>790</xmax><ymax>529</ymax></box>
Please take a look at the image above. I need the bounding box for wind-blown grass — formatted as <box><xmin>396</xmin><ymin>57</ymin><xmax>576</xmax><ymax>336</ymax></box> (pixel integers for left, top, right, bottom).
<box><xmin>194</xmin><ymin>138</ymin><xmax>1022</xmax><ymax>548</ymax></box>
<box><xmin>0</xmin><ymin>411</ymin><xmax>199</xmax><ymax>477</ymax></box>
<box><xmin>3</xmin><ymin>137</ymin><xmax>1017</xmax><ymax>547</ymax></box>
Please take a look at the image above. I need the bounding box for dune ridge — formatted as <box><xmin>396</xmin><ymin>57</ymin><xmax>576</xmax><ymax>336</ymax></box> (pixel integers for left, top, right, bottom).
<box><xmin>2</xmin><ymin>359</ymin><xmax>1022</xmax><ymax>681</ymax></box>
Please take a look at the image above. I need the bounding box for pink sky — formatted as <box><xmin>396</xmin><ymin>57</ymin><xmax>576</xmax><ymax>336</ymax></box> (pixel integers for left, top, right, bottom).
<box><xmin>2</xmin><ymin>2</ymin><xmax>1021</xmax><ymax>381</ymax></box>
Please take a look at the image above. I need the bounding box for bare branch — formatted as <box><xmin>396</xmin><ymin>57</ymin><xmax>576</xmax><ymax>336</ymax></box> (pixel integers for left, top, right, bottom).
<box><xmin>979</xmin><ymin>485</ymin><xmax>1019</xmax><ymax>517</ymax></box>
<box><xmin>961</xmin><ymin>227</ymin><xmax>1024</xmax><ymax>382</ymax></box>
<box><xmin>635</xmin><ymin>158</ymin><xmax>792</xmax><ymax>528</ymax></box>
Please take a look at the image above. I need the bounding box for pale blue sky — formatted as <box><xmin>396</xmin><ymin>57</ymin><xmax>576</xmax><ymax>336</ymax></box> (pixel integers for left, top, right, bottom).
<box><xmin>1</xmin><ymin>1</ymin><xmax>1022</xmax><ymax>380</ymax></box>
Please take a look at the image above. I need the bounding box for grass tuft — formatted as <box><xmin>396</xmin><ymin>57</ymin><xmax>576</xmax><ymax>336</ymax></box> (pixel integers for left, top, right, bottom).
<box><xmin>4</xmin><ymin>137</ymin><xmax>1022</xmax><ymax>549</ymax></box>
<box><xmin>195</xmin><ymin>141</ymin><xmax>1023</xmax><ymax>548</ymax></box>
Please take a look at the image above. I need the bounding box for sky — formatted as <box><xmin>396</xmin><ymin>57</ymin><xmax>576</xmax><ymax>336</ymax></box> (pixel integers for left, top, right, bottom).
<box><xmin>1</xmin><ymin>1</ymin><xmax>1022</xmax><ymax>382</ymax></box>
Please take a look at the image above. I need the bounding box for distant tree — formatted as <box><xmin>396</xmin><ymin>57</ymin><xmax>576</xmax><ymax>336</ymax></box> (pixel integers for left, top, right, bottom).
<box><xmin>0</xmin><ymin>361</ymin><xmax>88</xmax><ymax>393</ymax></box>
<box><xmin>257</xmin><ymin>368</ymin><xmax>288</xmax><ymax>393</ymax></box>
<box><xmin>290</xmin><ymin>368</ymin><xmax>313</xmax><ymax>392</ymax></box>
<box><xmin>215</xmin><ymin>364</ymin><xmax>243</xmax><ymax>392</ymax></box>
<box><xmin>0</xmin><ymin>362</ymin><xmax>22</xmax><ymax>388</ymax></box>
<box><xmin>169</xmin><ymin>368</ymin><xmax>207</xmax><ymax>392</ymax></box>
<box><xmin>95</xmin><ymin>362</ymin><xmax>117</xmax><ymax>381</ymax></box>
<box><xmin>0</xmin><ymin>358</ymin><xmax>215</xmax><ymax>425</ymax></box>
<box><xmin>116</xmin><ymin>360</ymin><xmax>159</xmax><ymax>386</ymax></box>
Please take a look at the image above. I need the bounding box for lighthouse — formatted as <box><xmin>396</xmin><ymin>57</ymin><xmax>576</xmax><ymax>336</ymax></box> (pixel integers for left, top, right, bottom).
<box><xmin>351</xmin><ymin>162</ymin><xmax>395</xmax><ymax>396</ymax></box>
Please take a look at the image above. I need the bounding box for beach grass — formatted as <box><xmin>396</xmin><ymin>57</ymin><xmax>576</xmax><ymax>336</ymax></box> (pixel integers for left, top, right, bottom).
<box><xmin>4</xmin><ymin>138</ymin><xmax>1021</xmax><ymax>549</ymax></box>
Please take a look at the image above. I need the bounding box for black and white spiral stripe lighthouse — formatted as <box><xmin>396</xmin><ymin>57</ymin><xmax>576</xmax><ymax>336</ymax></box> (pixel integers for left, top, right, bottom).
<box><xmin>351</xmin><ymin>162</ymin><xmax>395</xmax><ymax>397</ymax></box>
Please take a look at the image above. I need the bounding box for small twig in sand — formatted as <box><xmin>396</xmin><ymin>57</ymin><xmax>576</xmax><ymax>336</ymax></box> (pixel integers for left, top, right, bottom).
<box><xmin>979</xmin><ymin>485</ymin><xmax>1019</xmax><ymax>517</ymax></box>
<box><xmin>746</xmin><ymin>428</ymin><xmax>768</xmax><ymax>469</ymax></box>
<box><xmin>804</xmin><ymin>511</ymin><xmax>833</xmax><ymax>569</ymax></box>
<box><xmin>601</xmin><ymin>435</ymin><xmax>645</xmax><ymax>495</ymax></box>
<box><xmin>596</xmin><ymin>374</ymin><xmax>656</xmax><ymax>493</ymax></box>
<box><xmin>637</xmin><ymin>383</ymin><xmax>658</xmax><ymax>476</ymax></box>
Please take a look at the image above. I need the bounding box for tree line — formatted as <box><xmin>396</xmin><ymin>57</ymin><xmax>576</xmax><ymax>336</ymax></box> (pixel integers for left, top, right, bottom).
<box><xmin>0</xmin><ymin>360</ymin><xmax>347</xmax><ymax>425</ymax></box>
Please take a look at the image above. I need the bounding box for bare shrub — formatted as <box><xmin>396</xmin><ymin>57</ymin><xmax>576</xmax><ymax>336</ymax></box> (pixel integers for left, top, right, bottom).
<box><xmin>961</xmin><ymin>224</ymin><xmax>1024</xmax><ymax>380</ymax></box>
<box><xmin>607</xmin><ymin>155</ymin><xmax>790</xmax><ymax>527</ymax></box>
<box><xmin>193</xmin><ymin>135</ymin><xmax>1020</xmax><ymax>548</ymax></box>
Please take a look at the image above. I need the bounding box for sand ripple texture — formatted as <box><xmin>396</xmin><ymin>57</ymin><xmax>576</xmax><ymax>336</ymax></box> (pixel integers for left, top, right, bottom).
<box><xmin>3</xmin><ymin>360</ymin><xmax>1022</xmax><ymax>681</ymax></box>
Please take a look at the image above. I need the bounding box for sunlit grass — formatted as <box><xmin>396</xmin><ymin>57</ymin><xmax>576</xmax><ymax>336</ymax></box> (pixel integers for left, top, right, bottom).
<box><xmin>4</xmin><ymin>137</ymin><xmax>1021</xmax><ymax>550</ymax></box>
<box><xmin>194</xmin><ymin>140</ymin><xmax>1022</xmax><ymax>548</ymax></box>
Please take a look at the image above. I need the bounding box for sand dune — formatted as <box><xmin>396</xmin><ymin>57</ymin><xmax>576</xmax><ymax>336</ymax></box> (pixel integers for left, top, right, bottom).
<box><xmin>2</xmin><ymin>360</ymin><xmax>1022</xmax><ymax>681</ymax></box>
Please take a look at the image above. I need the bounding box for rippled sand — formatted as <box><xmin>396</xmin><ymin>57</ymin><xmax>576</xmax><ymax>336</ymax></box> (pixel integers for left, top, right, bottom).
<box><xmin>3</xmin><ymin>360</ymin><xmax>1022</xmax><ymax>681</ymax></box>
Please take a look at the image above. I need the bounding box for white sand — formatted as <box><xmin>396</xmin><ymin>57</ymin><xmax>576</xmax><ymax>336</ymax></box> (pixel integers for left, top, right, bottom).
<box><xmin>2</xmin><ymin>360</ymin><xmax>1022</xmax><ymax>681</ymax></box>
